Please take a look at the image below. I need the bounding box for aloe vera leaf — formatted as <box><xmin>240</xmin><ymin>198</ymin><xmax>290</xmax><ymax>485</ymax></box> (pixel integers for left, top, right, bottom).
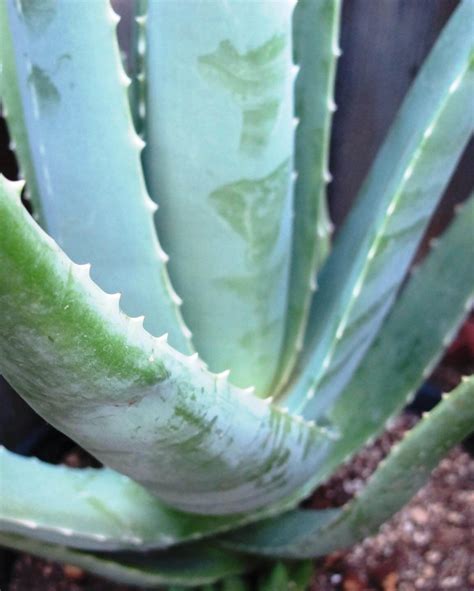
<box><xmin>275</xmin><ymin>0</ymin><xmax>341</xmax><ymax>393</ymax></box>
<box><xmin>0</xmin><ymin>1</ymin><xmax>41</xmax><ymax>217</ymax></box>
<box><xmin>222</xmin><ymin>375</ymin><xmax>474</xmax><ymax>558</ymax></box>
<box><xmin>286</xmin><ymin>0</ymin><xmax>474</xmax><ymax>417</ymax></box>
<box><xmin>0</xmin><ymin>533</ymin><xmax>252</xmax><ymax>588</ymax></box>
<box><xmin>128</xmin><ymin>0</ymin><xmax>147</xmax><ymax>137</ymax></box>
<box><xmin>0</xmin><ymin>447</ymin><xmax>255</xmax><ymax>551</ymax></box>
<box><xmin>1</xmin><ymin>0</ymin><xmax>192</xmax><ymax>352</ymax></box>
<box><xmin>0</xmin><ymin>176</ymin><xmax>338</xmax><ymax>516</ymax></box>
<box><xmin>144</xmin><ymin>1</ymin><xmax>296</xmax><ymax>396</ymax></box>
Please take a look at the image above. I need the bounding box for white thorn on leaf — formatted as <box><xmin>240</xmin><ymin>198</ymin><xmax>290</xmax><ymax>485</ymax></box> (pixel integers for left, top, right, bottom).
<box><xmin>169</xmin><ymin>289</ymin><xmax>183</xmax><ymax>306</ymax></box>
<box><xmin>216</xmin><ymin>369</ymin><xmax>230</xmax><ymax>379</ymax></box>
<box><xmin>292</xmin><ymin>170</ymin><xmax>299</xmax><ymax>183</ymax></box>
<box><xmin>76</xmin><ymin>263</ymin><xmax>91</xmax><ymax>279</ymax></box>
<box><xmin>181</xmin><ymin>324</ymin><xmax>193</xmax><ymax>340</ymax></box>
<box><xmin>403</xmin><ymin>165</ymin><xmax>414</xmax><ymax>182</ymax></box>
<box><xmin>242</xmin><ymin>386</ymin><xmax>255</xmax><ymax>395</ymax></box>
<box><xmin>146</xmin><ymin>198</ymin><xmax>158</xmax><ymax>214</ymax></box>
<box><xmin>118</xmin><ymin>68</ymin><xmax>132</xmax><ymax>88</ymax></box>
<box><xmin>292</xmin><ymin>116</ymin><xmax>300</xmax><ymax>129</ymax></box>
<box><xmin>328</xmin><ymin>98</ymin><xmax>337</xmax><ymax>112</ymax></box>
<box><xmin>18</xmin><ymin>518</ymin><xmax>39</xmax><ymax>530</ymax></box>
<box><xmin>263</xmin><ymin>396</ymin><xmax>273</xmax><ymax>405</ymax></box>
<box><xmin>333</xmin><ymin>44</ymin><xmax>343</xmax><ymax>58</ymax></box>
<box><xmin>423</xmin><ymin>124</ymin><xmax>435</xmax><ymax>140</ymax></box>
<box><xmin>132</xmin><ymin>133</ymin><xmax>146</xmax><ymax>151</ymax></box>
<box><xmin>352</xmin><ymin>278</ymin><xmax>363</xmax><ymax>299</ymax></box>
<box><xmin>291</xmin><ymin>63</ymin><xmax>301</xmax><ymax>79</ymax></box>
<box><xmin>367</xmin><ymin>244</ymin><xmax>377</xmax><ymax>261</ymax></box>
<box><xmin>323</xmin><ymin>169</ymin><xmax>333</xmax><ymax>183</ymax></box>
<box><xmin>386</xmin><ymin>200</ymin><xmax>396</xmax><ymax>217</ymax></box>
<box><xmin>137</xmin><ymin>37</ymin><xmax>146</xmax><ymax>56</ymax></box>
<box><xmin>335</xmin><ymin>323</ymin><xmax>345</xmax><ymax>340</ymax></box>
<box><xmin>449</xmin><ymin>73</ymin><xmax>462</xmax><ymax>94</ymax></box>
<box><xmin>58</xmin><ymin>527</ymin><xmax>74</xmax><ymax>536</ymax></box>
<box><xmin>157</xmin><ymin>333</ymin><xmax>168</xmax><ymax>344</ymax></box>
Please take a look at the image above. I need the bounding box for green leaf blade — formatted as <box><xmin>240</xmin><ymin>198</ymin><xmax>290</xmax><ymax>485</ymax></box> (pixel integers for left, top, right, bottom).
<box><xmin>287</xmin><ymin>0</ymin><xmax>474</xmax><ymax>418</ymax></box>
<box><xmin>275</xmin><ymin>0</ymin><xmax>342</xmax><ymax>393</ymax></box>
<box><xmin>1</xmin><ymin>0</ymin><xmax>191</xmax><ymax>352</ymax></box>
<box><xmin>144</xmin><ymin>1</ymin><xmax>296</xmax><ymax>396</ymax></box>
<box><xmin>0</xmin><ymin>176</ymin><xmax>335</xmax><ymax>516</ymax></box>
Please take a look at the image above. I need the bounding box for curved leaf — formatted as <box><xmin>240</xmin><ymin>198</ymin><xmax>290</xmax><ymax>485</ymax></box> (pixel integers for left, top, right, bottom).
<box><xmin>0</xmin><ymin>447</ymin><xmax>244</xmax><ymax>551</ymax></box>
<box><xmin>287</xmin><ymin>0</ymin><xmax>474</xmax><ymax>418</ymax></box>
<box><xmin>144</xmin><ymin>0</ymin><xmax>296</xmax><ymax>395</ymax></box>
<box><xmin>0</xmin><ymin>0</ymin><xmax>191</xmax><ymax>351</ymax></box>
<box><xmin>0</xmin><ymin>176</ymin><xmax>334</xmax><ymax>516</ymax></box>
<box><xmin>275</xmin><ymin>0</ymin><xmax>341</xmax><ymax>392</ymax></box>
<box><xmin>0</xmin><ymin>0</ymin><xmax>41</xmax><ymax>216</ymax></box>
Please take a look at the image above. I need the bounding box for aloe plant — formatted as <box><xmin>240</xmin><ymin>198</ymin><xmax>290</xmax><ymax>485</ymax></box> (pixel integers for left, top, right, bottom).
<box><xmin>0</xmin><ymin>0</ymin><xmax>473</xmax><ymax>587</ymax></box>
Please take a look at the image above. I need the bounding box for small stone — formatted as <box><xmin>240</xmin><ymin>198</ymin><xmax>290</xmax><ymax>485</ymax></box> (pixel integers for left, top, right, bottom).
<box><xmin>343</xmin><ymin>574</ymin><xmax>365</xmax><ymax>591</ymax></box>
<box><xmin>440</xmin><ymin>576</ymin><xmax>461</xmax><ymax>589</ymax></box>
<box><xmin>63</xmin><ymin>564</ymin><xmax>85</xmax><ymax>580</ymax></box>
<box><xmin>425</xmin><ymin>549</ymin><xmax>442</xmax><ymax>564</ymax></box>
<box><xmin>413</xmin><ymin>530</ymin><xmax>431</xmax><ymax>546</ymax></box>
<box><xmin>330</xmin><ymin>573</ymin><xmax>343</xmax><ymax>584</ymax></box>
<box><xmin>382</xmin><ymin>572</ymin><xmax>398</xmax><ymax>591</ymax></box>
<box><xmin>410</xmin><ymin>506</ymin><xmax>429</xmax><ymax>525</ymax></box>
<box><xmin>422</xmin><ymin>565</ymin><xmax>435</xmax><ymax>578</ymax></box>
<box><xmin>446</xmin><ymin>510</ymin><xmax>464</xmax><ymax>525</ymax></box>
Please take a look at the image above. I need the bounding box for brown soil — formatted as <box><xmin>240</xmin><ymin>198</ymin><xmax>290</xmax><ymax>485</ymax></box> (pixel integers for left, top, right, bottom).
<box><xmin>7</xmin><ymin>413</ymin><xmax>474</xmax><ymax>591</ymax></box>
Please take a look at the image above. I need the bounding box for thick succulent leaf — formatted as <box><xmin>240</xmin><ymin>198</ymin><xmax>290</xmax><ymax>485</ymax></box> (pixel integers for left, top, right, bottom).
<box><xmin>0</xmin><ymin>1</ymin><xmax>41</xmax><ymax>216</ymax></box>
<box><xmin>287</xmin><ymin>0</ymin><xmax>474</xmax><ymax>418</ymax></box>
<box><xmin>275</xmin><ymin>0</ymin><xmax>341</xmax><ymax>393</ymax></box>
<box><xmin>222</xmin><ymin>375</ymin><xmax>474</xmax><ymax>558</ymax></box>
<box><xmin>0</xmin><ymin>0</ymin><xmax>191</xmax><ymax>352</ymax></box>
<box><xmin>128</xmin><ymin>0</ymin><xmax>147</xmax><ymax>137</ymax></box>
<box><xmin>0</xmin><ymin>176</ymin><xmax>336</xmax><ymax>516</ymax></box>
<box><xmin>0</xmin><ymin>447</ymin><xmax>253</xmax><ymax>551</ymax></box>
<box><xmin>144</xmin><ymin>0</ymin><xmax>296</xmax><ymax>396</ymax></box>
<box><xmin>0</xmin><ymin>533</ymin><xmax>251</xmax><ymax>588</ymax></box>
